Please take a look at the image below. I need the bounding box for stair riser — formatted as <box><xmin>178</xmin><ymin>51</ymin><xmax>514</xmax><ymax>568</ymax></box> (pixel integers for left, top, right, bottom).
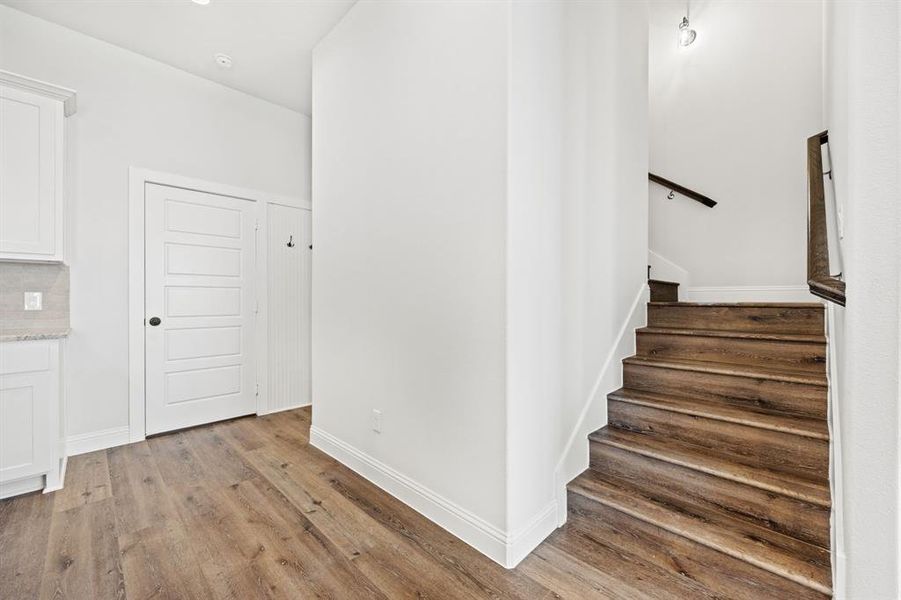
<box><xmin>623</xmin><ymin>362</ymin><xmax>827</xmax><ymax>419</ymax></box>
<box><xmin>608</xmin><ymin>400</ymin><xmax>828</xmax><ymax>480</ymax></box>
<box><xmin>588</xmin><ymin>442</ymin><xmax>830</xmax><ymax>549</ymax></box>
<box><xmin>648</xmin><ymin>305</ymin><xmax>825</xmax><ymax>335</ymax></box>
<box><xmin>636</xmin><ymin>332</ymin><xmax>826</xmax><ymax>373</ymax></box>
<box><xmin>649</xmin><ymin>281</ymin><xmax>679</xmax><ymax>302</ymax></box>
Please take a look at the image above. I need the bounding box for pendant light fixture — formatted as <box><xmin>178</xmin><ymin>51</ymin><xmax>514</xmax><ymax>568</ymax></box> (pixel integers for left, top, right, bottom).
<box><xmin>679</xmin><ymin>2</ymin><xmax>697</xmax><ymax>47</ymax></box>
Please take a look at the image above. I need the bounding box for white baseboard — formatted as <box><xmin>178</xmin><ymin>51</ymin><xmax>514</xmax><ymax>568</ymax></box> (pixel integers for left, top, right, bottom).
<box><xmin>683</xmin><ymin>285</ymin><xmax>816</xmax><ymax>303</ymax></box>
<box><xmin>257</xmin><ymin>402</ymin><xmax>312</xmax><ymax>416</ymax></box>
<box><xmin>554</xmin><ymin>282</ymin><xmax>650</xmax><ymax>526</ymax></box>
<box><xmin>44</xmin><ymin>455</ymin><xmax>68</xmax><ymax>493</ymax></box>
<box><xmin>0</xmin><ymin>476</ymin><xmax>44</xmax><ymax>499</ymax></box>
<box><xmin>66</xmin><ymin>425</ymin><xmax>131</xmax><ymax>456</ymax></box>
<box><xmin>310</xmin><ymin>425</ymin><xmax>555</xmax><ymax>568</ymax></box>
<box><xmin>506</xmin><ymin>500</ymin><xmax>558</xmax><ymax>567</ymax></box>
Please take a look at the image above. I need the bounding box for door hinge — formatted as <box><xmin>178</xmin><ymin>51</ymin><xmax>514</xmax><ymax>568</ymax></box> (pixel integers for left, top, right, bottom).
<box><xmin>255</xmin><ymin>383</ymin><xmax>260</xmax><ymax>397</ymax></box>
<box><xmin>255</xmin><ymin>219</ymin><xmax>260</xmax><ymax>231</ymax></box>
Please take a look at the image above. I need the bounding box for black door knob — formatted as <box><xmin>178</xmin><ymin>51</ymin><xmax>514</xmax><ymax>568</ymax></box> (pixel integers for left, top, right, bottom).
<box><xmin>148</xmin><ymin>317</ymin><xmax>162</xmax><ymax>326</ymax></box>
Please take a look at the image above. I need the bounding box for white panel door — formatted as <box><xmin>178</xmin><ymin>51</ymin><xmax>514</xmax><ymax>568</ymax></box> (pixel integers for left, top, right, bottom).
<box><xmin>267</xmin><ymin>204</ymin><xmax>311</xmax><ymax>411</ymax></box>
<box><xmin>145</xmin><ymin>183</ymin><xmax>257</xmax><ymax>435</ymax></box>
<box><xmin>0</xmin><ymin>86</ymin><xmax>61</xmax><ymax>258</ymax></box>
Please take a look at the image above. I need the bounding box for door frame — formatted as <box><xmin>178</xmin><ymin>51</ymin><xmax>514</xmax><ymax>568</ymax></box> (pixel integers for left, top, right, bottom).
<box><xmin>128</xmin><ymin>167</ymin><xmax>310</xmax><ymax>443</ymax></box>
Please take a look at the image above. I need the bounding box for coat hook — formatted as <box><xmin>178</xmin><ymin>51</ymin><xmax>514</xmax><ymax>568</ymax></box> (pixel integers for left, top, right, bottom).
<box><xmin>667</xmin><ymin>190</ymin><xmax>675</xmax><ymax>200</ymax></box>
<box><xmin>286</xmin><ymin>235</ymin><xmax>295</xmax><ymax>248</ymax></box>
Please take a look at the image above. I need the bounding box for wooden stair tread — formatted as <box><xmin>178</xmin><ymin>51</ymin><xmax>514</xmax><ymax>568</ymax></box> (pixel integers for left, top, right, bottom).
<box><xmin>589</xmin><ymin>441</ymin><xmax>831</xmax><ymax>550</ymax></box>
<box><xmin>624</xmin><ymin>355</ymin><xmax>827</xmax><ymax>386</ymax></box>
<box><xmin>608</xmin><ymin>388</ymin><xmax>829</xmax><ymax>440</ymax></box>
<box><xmin>647</xmin><ymin>279</ymin><xmax>679</xmax><ymax>286</ymax></box>
<box><xmin>571</xmin><ymin>296</ymin><xmax>832</xmax><ymax>595</ymax></box>
<box><xmin>589</xmin><ymin>428</ymin><xmax>831</xmax><ymax>507</ymax></box>
<box><xmin>638</xmin><ymin>326</ymin><xmax>826</xmax><ymax>344</ymax></box>
<box><xmin>648</xmin><ymin>302</ymin><xmax>824</xmax><ymax>308</ymax></box>
<box><xmin>563</xmin><ymin>494</ymin><xmax>830</xmax><ymax>599</ymax></box>
<box><xmin>569</xmin><ymin>469</ymin><xmax>832</xmax><ymax>595</ymax></box>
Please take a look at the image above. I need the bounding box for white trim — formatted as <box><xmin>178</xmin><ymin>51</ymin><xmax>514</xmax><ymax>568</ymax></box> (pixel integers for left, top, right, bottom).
<box><xmin>648</xmin><ymin>249</ymin><xmax>690</xmax><ymax>287</ymax></box>
<box><xmin>825</xmin><ymin>303</ymin><xmax>847</xmax><ymax>597</ymax></box>
<box><xmin>43</xmin><ymin>456</ymin><xmax>67</xmax><ymax>493</ymax></box>
<box><xmin>131</xmin><ymin>168</ymin><xmax>309</xmax><ymax>211</ymax></box>
<box><xmin>128</xmin><ymin>170</ymin><xmax>146</xmax><ymax>442</ymax></box>
<box><xmin>128</xmin><ymin>167</ymin><xmax>305</xmax><ymax>442</ymax></box>
<box><xmin>0</xmin><ymin>476</ymin><xmax>44</xmax><ymax>500</ymax></box>
<box><xmin>311</xmin><ymin>425</ymin><xmax>555</xmax><ymax>568</ymax></box>
<box><xmin>255</xmin><ymin>207</ymin><xmax>267</xmax><ymax>417</ymax></box>
<box><xmin>66</xmin><ymin>426</ymin><xmax>130</xmax><ymax>456</ymax></box>
<box><xmin>257</xmin><ymin>402</ymin><xmax>312</xmax><ymax>417</ymax></box>
<box><xmin>505</xmin><ymin>500</ymin><xmax>558</xmax><ymax>567</ymax></box>
<box><xmin>683</xmin><ymin>285</ymin><xmax>817</xmax><ymax>303</ymax></box>
<box><xmin>553</xmin><ymin>282</ymin><xmax>649</xmax><ymax>526</ymax></box>
<box><xmin>0</xmin><ymin>69</ymin><xmax>77</xmax><ymax>116</ymax></box>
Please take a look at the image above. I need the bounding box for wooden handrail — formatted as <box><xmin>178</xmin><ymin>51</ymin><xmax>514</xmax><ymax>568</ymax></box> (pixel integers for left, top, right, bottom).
<box><xmin>807</xmin><ymin>131</ymin><xmax>846</xmax><ymax>306</ymax></box>
<box><xmin>648</xmin><ymin>173</ymin><xmax>717</xmax><ymax>208</ymax></box>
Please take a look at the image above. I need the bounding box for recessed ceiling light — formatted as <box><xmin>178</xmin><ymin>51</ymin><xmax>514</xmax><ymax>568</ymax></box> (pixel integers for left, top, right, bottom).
<box><xmin>192</xmin><ymin>0</ymin><xmax>210</xmax><ymax>5</ymax></box>
<box><xmin>214</xmin><ymin>53</ymin><xmax>233</xmax><ymax>69</ymax></box>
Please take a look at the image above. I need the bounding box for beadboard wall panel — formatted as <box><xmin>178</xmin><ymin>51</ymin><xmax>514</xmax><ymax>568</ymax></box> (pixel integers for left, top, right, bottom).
<box><xmin>266</xmin><ymin>204</ymin><xmax>311</xmax><ymax>412</ymax></box>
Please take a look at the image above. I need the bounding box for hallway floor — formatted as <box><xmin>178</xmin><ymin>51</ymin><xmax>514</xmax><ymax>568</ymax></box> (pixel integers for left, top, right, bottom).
<box><xmin>0</xmin><ymin>407</ymin><xmax>802</xmax><ymax>599</ymax></box>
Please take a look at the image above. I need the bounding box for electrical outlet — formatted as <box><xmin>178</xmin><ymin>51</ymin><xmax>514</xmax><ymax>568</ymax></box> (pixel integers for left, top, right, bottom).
<box><xmin>24</xmin><ymin>292</ymin><xmax>43</xmax><ymax>311</ymax></box>
<box><xmin>371</xmin><ymin>409</ymin><xmax>382</xmax><ymax>434</ymax></box>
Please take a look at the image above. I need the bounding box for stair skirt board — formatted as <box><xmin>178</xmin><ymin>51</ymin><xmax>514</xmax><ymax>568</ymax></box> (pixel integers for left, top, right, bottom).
<box><xmin>555</xmin><ymin>282</ymin><xmax>650</xmax><ymax>526</ymax></box>
<box><xmin>574</xmin><ymin>299</ymin><xmax>832</xmax><ymax>597</ymax></box>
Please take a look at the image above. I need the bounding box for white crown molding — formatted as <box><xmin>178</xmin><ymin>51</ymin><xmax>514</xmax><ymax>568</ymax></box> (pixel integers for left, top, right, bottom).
<box><xmin>0</xmin><ymin>69</ymin><xmax>77</xmax><ymax>116</ymax></box>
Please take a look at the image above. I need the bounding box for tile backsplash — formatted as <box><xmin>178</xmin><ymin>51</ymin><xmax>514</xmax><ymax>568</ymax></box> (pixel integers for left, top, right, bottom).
<box><xmin>0</xmin><ymin>261</ymin><xmax>69</xmax><ymax>333</ymax></box>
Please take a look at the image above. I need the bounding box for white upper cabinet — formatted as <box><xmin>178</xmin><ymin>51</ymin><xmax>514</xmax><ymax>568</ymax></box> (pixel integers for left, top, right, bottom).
<box><xmin>0</xmin><ymin>71</ymin><xmax>76</xmax><ymax>262</ymax></box>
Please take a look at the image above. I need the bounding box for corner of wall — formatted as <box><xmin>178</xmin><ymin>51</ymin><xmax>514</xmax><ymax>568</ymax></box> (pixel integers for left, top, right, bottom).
<box><xmin>648</xmin><ymin>248</ymin><xmax>690</xmax><ymax>287</ymax></box>
<box><xmin>310</xmin><ymin>425</ymin><xmax>511</xmax><ymax>565</ymax></box>
<box><xmin>312</xmin><ymin>423</ymin><xmax>563</xmax><ymax>570</ymax></box>
<box><xmin>504</xmin><ymin>500</ymin><xmax>558</xmax><ymax>568</ymax></box>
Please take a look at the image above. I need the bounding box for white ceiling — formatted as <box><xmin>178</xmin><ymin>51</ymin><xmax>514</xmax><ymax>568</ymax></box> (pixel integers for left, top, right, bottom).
<box><xmin>1</xmin><ymin>0</ymin><xmax>357</xmax><ymax>115</ymax></box>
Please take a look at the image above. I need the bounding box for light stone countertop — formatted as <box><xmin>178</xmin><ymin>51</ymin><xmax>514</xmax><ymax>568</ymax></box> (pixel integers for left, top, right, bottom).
<box><xmin>0</xmin><ymin>329</ymin><xmax>71</xmax><ymax>342</ymax></box>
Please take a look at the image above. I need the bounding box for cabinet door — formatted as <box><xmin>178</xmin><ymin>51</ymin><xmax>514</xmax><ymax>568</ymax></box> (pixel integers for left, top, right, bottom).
<box><xmin>0</xmin><ymin>371</ymin><xmax>52</xmax><ymax>483</ymax></box>
<box><xmin>0</xmin><ymin>86</ymin><xmax>62</xmax><ymax>259</ymax></box>
<box><xmin>0</xmin><ymin>341</ymin><xmax>55</xmax><ymax>484</ymax></box>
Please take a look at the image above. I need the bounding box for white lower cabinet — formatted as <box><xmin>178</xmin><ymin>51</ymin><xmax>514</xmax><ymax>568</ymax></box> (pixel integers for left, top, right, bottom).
<box><xmin>0</xmin><ymin>339</ymin><xmax>64</xmax><ymax>499</ymax></box>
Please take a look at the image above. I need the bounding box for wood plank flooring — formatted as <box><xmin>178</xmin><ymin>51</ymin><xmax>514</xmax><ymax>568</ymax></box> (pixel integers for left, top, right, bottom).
<box><xmin>1</xmin><ymin>407</ymin><xmax>820</xmax><ymax>599</ymax></box>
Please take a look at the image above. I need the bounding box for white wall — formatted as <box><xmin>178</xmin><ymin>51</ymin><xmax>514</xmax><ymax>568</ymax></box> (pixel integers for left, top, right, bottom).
<box><xmin>311</xmin><ymin>0</ymin><xmax>511</xmax><ymax>544</ymax></box>
<box><xmin>556</xmin><ymin>0</ymin><xmax>650</xmax><ymax>510</ymax></box>
<box><xmin>648</xmin><ymin>0</ymin><xmax>822</xmax><ymax>290</ymax></box>
<box><xmin>824</xmin><ymin>2</ymin><xmax>901</xmax><ymax>598</ymax></box>
<box><xmin>506</xmin><ymin>0</ymin><xmax>565</xmax><ymax>556</ymax></box>
<box><xmin>313</xmin><ymin>0</ymin><xmax>648</xmax><ymax>567</ymax></box>
<box><xmin>0</xmin><ymin>6</ymin><xmax>311</xmax><ymax>439</ymax></box>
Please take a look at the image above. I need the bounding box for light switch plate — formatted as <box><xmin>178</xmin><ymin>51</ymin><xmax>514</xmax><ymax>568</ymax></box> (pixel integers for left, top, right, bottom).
<box><xmin>24</xmin><ymin>291</ymin><xmax>43</xmax><ymax>311</ymax></box>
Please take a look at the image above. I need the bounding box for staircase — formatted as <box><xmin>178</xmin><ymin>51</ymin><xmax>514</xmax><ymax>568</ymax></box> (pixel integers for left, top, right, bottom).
<box><xmin>569</xmin><ymin>279</ymin><xmax>832</xmax><ymax>598</ymax></box>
